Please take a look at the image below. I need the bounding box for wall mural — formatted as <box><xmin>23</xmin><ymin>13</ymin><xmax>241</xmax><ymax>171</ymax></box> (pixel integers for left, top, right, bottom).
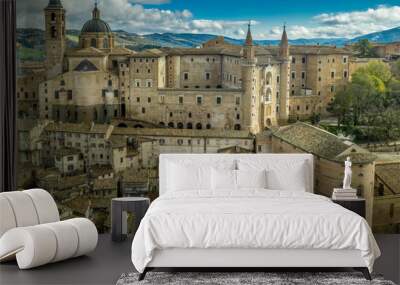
<box><xmin>17</xmin><ymin>0</ymin><xmax>400</xmax><ymax>233</ymax></box>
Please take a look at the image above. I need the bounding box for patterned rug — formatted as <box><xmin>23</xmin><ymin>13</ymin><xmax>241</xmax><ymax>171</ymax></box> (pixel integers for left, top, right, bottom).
<box><xmin>116</xmin><ymin>271</ymin><xmax>396</xmax><ymax>285</ymax></box>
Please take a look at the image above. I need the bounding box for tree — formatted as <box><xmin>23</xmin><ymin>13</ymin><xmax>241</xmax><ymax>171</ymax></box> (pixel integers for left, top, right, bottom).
<box><xmin>353</xmin><ymin>39</ymin><xmax>378</xmax><ymax>58</ymax></box>
<box><xmin>327</xmin><ymin>89</ymin><xmax>352</xmax><ymax>127</ymax></box>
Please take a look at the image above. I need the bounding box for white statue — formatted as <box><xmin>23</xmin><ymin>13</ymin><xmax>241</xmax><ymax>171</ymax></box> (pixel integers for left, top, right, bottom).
<box><xmin>343</xmin><ymin>156</ymin><xmax>352</xmax><ymax>189</ymax></box>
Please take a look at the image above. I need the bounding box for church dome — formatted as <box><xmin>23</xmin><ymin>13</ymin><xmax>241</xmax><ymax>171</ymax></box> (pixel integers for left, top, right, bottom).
<box><xmin>81</xmin><ymin>19</ymin><xmax>112</xmax><ymax>34</ymax></box>
<box><xmin>80</xmin><ymin>3</ymin><xmax>112</xmax><ymax>34</ymax></box>
<box><xmin>47</xmin><ymin>0</ymin><xmax>63</xmax><ymax>8</ymax></box>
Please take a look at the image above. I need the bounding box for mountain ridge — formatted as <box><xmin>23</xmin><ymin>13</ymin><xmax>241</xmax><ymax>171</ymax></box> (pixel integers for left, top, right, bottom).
<box><xmin>16</xmin><ymin>26</ymin><xmax>400</xmax><ymax>61</ymax></box>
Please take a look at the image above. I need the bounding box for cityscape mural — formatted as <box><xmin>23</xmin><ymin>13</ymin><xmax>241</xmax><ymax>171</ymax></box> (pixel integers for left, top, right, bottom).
<box><xmin>16</xmin><ymin>0</ymin><xmax>400</xmax><ymax>233</ymax></box>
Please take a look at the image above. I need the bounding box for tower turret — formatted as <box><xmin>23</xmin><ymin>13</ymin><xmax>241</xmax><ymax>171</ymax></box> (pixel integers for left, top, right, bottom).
<box><xmin>278</xmin><ymin>24</ymin><xmax>290</xmax><ymax>124</ymax></box>
<box><xmin>241</xmin><ymin>22</ymin><xmax>259</xmax><ymax>134</ymax></box>
<box><xmin>279</xmin><ymin>24</ymin><xmax>289</xmax><ymax>59</ymax></box>
<box><xmin>44</xmin><ymin>0</ymin><xmax>66</xmax><ymax>78</ymax></box>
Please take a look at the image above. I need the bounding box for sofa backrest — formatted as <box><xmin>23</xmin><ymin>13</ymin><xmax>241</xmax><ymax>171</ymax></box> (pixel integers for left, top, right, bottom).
<box><xmin>159</xmin><ymin>153</ymin><xmax>314</xmax><ymax>196</ymax></box>
<box><xmin>0</xmin><ymin>189</ymin><xmax>60</xmax><ymax>237</ymax></box>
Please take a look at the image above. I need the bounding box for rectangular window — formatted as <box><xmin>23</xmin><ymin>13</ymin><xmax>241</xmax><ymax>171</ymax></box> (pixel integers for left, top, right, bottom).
<box><xmin>196</xmin><ymin>96</ymin><xmax>203</xmax><ymax>105</ymax></box>
<box><xmin>147</xmin><ymin>97</ymin><xmax>151</xmax><ymax>103</ymax></box>
<box><xmin>183</xmin><ymin>73</ymin><xmax>189</xmax><ymax>80</ymax></box>
<box><xmin>292</xmin><ymin>57</ymin><xmax>296</xmax><ymax>64</ymax></box>
<box><xmin>55</xmin><ymin>91</ymin><xmax>59</xmax><ymax>99</ymax></box>
<box><xmin>343</xmin><ymin>56</ymin><xmax>348</xmax><ymax>63</ymax></box>
<box><xmin>67</xmin><ymin>90</ymin><xmax>72</xmax><ymax>100</ymax></box>
<box><xmin>301</xmin><ymin>71</ymin><xmax>306</xmax><ymax>79</ymax></box>
<box><xmin>291</xmin><ymin>72</ymin><xmax>296</xmax><ymax>79</ymax></box>
<box><xmin>178</xmin><ymin>96</ymin><xmax>183</xmax><ymax>104</ymax></box>
<box><xmin>216</xmin><ymin>96</ymin><xmax>222</xmax><ymax>105</ymax></box>
<box><xmin>331</xmin><ymin>71</ymin><xmax>335</xmax><ymax>79</ymax></box>
<box><xmin>344</xmin><ymin>70</ymin><xmax>348</xmax><ymax>78</ymax></box>
<box><xmin>235</xmin><ymin>97</ymin><xmax>240</xmax><ymax>105</ymax></box>
<box><xmin>206</xmin><ymin>73</ymin><xmax>210</xmax><ymax>80</ymax></box>
<box><xmin>302</xmin><ymin>57</ymin><xmax>306</xmax><ymax>64</ymax></box>
<box><xmin>114</xmin><ymin>90</ymin><xmax>119</xmax><ymax>97</ymax></box>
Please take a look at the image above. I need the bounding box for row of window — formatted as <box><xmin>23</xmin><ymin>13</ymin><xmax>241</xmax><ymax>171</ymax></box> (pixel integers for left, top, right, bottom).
<box><xmin>137</xmin><ymin>95</ymin><xmax>241</xmax><ymax>106</ymax></box>
<box><xmin>183</xmin><ymin>72</ymin><xmax>211</xmax><ymax>81</ymax></box>
<box><xmin>159</xmin><ymin>122</ymin><xmax>212</xmax><ymax>130</ymax></box>
<box><xmin>132</xmin><ymin>58</ymin><xmax>156</xmax><ymax>63</ymax></box>
<box><xmin>134</xmin><ymin>79</ymin><xmax>153</xmax><ymax>88</ymax></box>
<box><xmin>290</xmin><ymin>70</ymin><xmax>348</xmax><ymax>81</ymax></box>
<box><xmin>51</xmin><ymin>132</ymin><xmax>105</xmax><ymax>139</ymax></box>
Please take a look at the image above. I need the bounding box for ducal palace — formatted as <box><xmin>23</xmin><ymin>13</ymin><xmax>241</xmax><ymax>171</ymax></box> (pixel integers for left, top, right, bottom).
<box><xmin>19</xmin><ymin>0</ymin><xmax>361</xmax><ymax>134</ymax></box>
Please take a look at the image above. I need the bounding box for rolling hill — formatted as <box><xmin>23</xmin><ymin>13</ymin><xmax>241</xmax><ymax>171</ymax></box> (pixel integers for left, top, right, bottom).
<box><xmin>16</xmin><ymin>25</ymin><xmax>400</xmax><ymax>62</ymax></box>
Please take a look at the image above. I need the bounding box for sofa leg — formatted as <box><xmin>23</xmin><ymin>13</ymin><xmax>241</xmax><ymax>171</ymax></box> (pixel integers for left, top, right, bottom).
<box><xmin>354</xmin><ymin>267</ymin><xmax>371</xmax><ymax>280</ymax></box>
<box><xmin>138</xmin><ymin>268</ymin><xmax>148</xmax><ymax>281</ymax></box>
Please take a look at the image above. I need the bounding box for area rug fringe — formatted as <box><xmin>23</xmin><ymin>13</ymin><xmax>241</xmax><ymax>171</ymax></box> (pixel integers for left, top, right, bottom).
<box><xmin>116</xmin><ymin>271</ymin><xmax>395</xmax><ymax>285</ymax></box>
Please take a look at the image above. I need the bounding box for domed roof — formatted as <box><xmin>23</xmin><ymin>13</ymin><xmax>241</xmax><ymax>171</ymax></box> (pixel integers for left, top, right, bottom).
<box><xmin>81</xmin><ymin>19</ymin><xmax>112</xmax><ymax>34</ymax></box>
<box><xmin>46</xmin><ymin>0</ymin><xmax>63</xmax><ymax>9</ymax></box>
<box><xmin>80</xmin><ymin>3</ymin><xmax>112</xmax><ymax>34</ymax></box>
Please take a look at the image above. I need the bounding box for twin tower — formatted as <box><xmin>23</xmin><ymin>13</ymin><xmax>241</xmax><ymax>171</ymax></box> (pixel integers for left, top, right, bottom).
<box><xmin>241</xmin><ymin>23</ymin><xmax>290</xmax><ymax>134</ymax></box>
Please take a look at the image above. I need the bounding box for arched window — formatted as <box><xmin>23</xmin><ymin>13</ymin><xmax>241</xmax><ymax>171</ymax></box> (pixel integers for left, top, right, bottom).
<box><xmin>159</xmin><ymin>122</ymin><xmax>165</xmax><ymax>127</ymax></box>
<box><xmin>168</xmin><ymin>122</ymin><xmax>174</xmax><ymax>128</ymax></box>
<box><xmin>187</xmin><ymin>122</ymin><xmax>193</xmax><ymax>129</ymax></box>
<box><xmin>51</xmin><ymin>13</ymin><xmax>56</xmax><ymax>21</ymax></box>
<box><xmin>206</xmin><ymin>124</ymin><xmax>211</xmax><ymax>129</ymax></box>
<box><xmin>117</xmin><ymin>122</ymin><xmax>128</xmax><ymax>128</ymax></box>
<box><xmin>196</xmin><ymin>123</ymin><xmax>202</xmax><ymax>130</ymax></box>
<box><xmin>103</xmin><ymin>38</ymin><xmax>109</xmax><ymax>49</ymax></box>
<box><xmin>234</xmin><ymin>124</ymin><xmax>241</xmax><ymax>130</ymax></box>
<box><xmin>177</xmin><ymin>122</ymin><xmax>184</xmax><ymax>129</ymax></box>
<box><xmin>91</xmin><ymin>38</ymin><xmax>97</xmax><ymax>48</ymax></box>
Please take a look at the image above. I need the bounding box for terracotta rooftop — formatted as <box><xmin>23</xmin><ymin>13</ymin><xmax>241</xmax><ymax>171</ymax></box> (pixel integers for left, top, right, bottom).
<box><xmin>272</xmin><ymin>122</ymin><xmax>376</xmax><ymax>164</ymax></box>
<box><xmin>93</xmin><ymin>178</ymin><xmax>117</xmax><ymax>190</ymax></box>
<box><xmin>112</xmin><ymin>126</ymin><xmax>253</xmax><ymax>139</ymax></box>
<box><xmin>46</xmin><ymin>122</ymin><xmax>113</xmax><ymax>134</ymax></box>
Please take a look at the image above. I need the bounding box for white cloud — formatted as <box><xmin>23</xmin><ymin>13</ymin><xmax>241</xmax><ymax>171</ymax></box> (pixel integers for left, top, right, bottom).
<box><xmin>17</xmin><ymin>1</ymin><xmax>400</xmax><ymax>40</ymax></box>
<box><xmin>16</xmin><ymin>0</ymin><xmax>251</xmax><ymax>38</ymax></box>
<box><xmin>269</xmin><ymin>5</ymin><xmax>400</xmax><ymax>39</ymax></box>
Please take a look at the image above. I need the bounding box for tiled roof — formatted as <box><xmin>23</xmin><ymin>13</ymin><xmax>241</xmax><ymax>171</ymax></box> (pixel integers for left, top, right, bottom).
<box><xmin>112</xmin><ymin>126</ymin><xmax>253</xmax><ymax>139</ymax></box>
<box><xmin>262</xmin><ymin>45</ymin><xmax>351</xmax><ymax>56</ymax></box>
<box><xmin>93</xmin><ymin>178</ymin><xmax>117</xmax><ymax>190</ymax></box>
<box><xmin>108</xmin><ymin>135</ymin><xmax>126</xmax><ymax>148</ymax></box>
<box><xmin>45</xmin><ymin>122</ymin><xmax>112</xmax><ymax>134</ymax></box>
<box><xmin>272</xmin><ymin>122</ymin><xmax>375</xmax><ymax>163</ymax></box>
<box><xmin>162</xmin><ymin>47</ymin><xmax>241</xmax><ymax>57</ymax></box>
<box><xmin>375</xmin><ymin>163</ymin><xmax>400</xmax><ymax>195</ymax></box>
<box><xmin>66</xmin><ymin>47</ymin><xmax>106</xmax><ymax>57</ymax></box>
<box><xmin>217</xmin><ymin>145</ymin><xmax>252</xmax><ymax>153</ymax></box>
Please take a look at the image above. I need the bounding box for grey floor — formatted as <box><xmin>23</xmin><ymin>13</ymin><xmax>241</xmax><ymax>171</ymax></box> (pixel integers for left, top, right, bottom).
<box><xmin>0</xmin><ymin>234</ymin><xmax>399</xmax><ymax>285</ymax></box>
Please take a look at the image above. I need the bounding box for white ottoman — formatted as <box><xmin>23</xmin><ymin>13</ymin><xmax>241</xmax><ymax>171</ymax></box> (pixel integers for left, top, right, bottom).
<box><xmin>0</xmin><ymin>189</ymin><xmax>98</xmax><ymax>269</ymax></box>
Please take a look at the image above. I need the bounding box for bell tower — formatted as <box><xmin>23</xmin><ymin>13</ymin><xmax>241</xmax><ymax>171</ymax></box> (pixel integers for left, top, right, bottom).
<box><xmin>44</xmin><ymin>0</ymin><xmax>66</xmax><ymax>78</ymax></box>
<box><xmin>241</xmin><ymin>22</ymin><xmax>259</xmax><ymax>134</ymax></box>
<box><xmin>278</xmin><ymin>24</ymin><xmax>290</xmax><ymax>124</ymax></box>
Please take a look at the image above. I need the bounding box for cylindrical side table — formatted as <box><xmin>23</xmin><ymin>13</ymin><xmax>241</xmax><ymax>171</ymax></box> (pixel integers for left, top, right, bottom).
<box><xmin>111</xmin><ymin>197</ymin><xmax>150</xmax><ymax>242</ymax></box>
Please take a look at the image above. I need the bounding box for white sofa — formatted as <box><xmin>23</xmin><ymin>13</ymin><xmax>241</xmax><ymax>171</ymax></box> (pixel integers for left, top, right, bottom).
<box><xmin>0</xmin><ymin>189</ymin><xmax>98</xmax><ymax>269</ymax></box>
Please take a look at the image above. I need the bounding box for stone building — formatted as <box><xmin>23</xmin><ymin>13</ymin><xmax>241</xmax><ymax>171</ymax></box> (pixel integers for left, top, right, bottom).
<box><xmin>32</xmin><ymin>0</ymin><xmax>361</xmax><ymax>136</ymax></box>
<box><xmin>256</xmin><ymin>122</ymin><xmax>377</xmax><ymax>225</ymax></box>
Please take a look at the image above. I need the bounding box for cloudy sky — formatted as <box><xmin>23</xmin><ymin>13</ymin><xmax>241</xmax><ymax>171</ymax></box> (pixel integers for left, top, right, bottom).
<box><xmin>17</xmin><ymin>0</ymin><xmax>400</xmax><ymax>40</ymax></box>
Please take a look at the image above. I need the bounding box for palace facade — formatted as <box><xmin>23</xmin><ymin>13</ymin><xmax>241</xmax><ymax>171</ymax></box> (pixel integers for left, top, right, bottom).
<box><xmin>15</xmin><ymin>0</ymin><xmax>360</xmax><ymax>135</ymax></box>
